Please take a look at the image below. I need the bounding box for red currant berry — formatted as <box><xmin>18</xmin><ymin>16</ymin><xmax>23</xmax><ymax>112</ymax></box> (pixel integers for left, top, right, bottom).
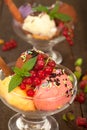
<box><xmin>38</xmin><ymin>70</ymin><xmax>45</xmax><ymax>79</ymax></box>
<box><xmin>66</xmin><ymin>36</ymin><xmax>71</xmax><ymax>42</ymax></box>
<box><xmin>2</xmin><ymin>40</ymin><xmax>17</xmax><ymax>51</ymax></box>
<box><xmin>12</xmin><ymin>42</ymin><xmax>17</xmax><ymax>47</ymax></box>
<box><xmin>76</xmin><ymin>117</ymin><xmax>87</xmax><ymax>127</ymax></box>
<box><xmin>75</xmin><ymin>92</ymin><xmax>85</xmax><ymax>104</ymax></box>
<box><xmin>26</xmin><ymin>78</ymin><xmax>32</xmax><ymax>85</ymax></box>
<box><xmin>20</xmin><ymin>83</ymin><xmax>26</xmax><ymax>90</ymax></box>
<box><xmin>26</xmin><ymin>89</ymin><xmax>35</xmax><ymax>97</ymax></box>
<box><xmin>33</xmin><ymin>77</ymin><xmax>41</xmax><ymax>86</ymax></box>
<box><xmin>35</xmin><ymin>60</ymin><xmax>45</xmax><ymax>70</ymax></box>
<box><xmin>78</xmin><ymin>96</ymin><xmax>85</xmax><ymax>104</ymax></box>
<box><xmin>48</xmin><ymin>60</ymin><xmax>56</xmax><ymax>68</ymax></box>
<box><xmin>63</xmin><ymin>31</ymin><xmax>68</xmax><ymax>37</ymax></box>
<box><xmin>22</xmin><ymin>78</ymin><xmax>28</xmax><ymax>84</ymax></box>
<box><xmin>2</xmin><ymin>46</ymin><xmax>7</xmax><ymax>51</ymax></box>
<box><xmin>30</xmin><ymin>70</ymin><xmax>37</xmax><ymax>78</ymax></box>
<box><xmin>58</xmin><ymin>22</ymin><xmax>64</xmax><ymax>29</ymax></box>
<box><xmin>79</xmin><ymin>80</ymin><xmax>87</xmax><ymax>89</ymax></box>
<box><xmin>79</xmin><ymin>92</ymin><xmax>85</xmax><ymax>98</ymax></box>
<box><xmin>44</xmin><ymin>66</ymin><xmax>53</xmax><ymax>75</ymax></box>
<box><xmin>69</xmin><ymin>40</ymin><xmax>74</xmax><ymax>45</ymax></box>
<box><xmin>37</xmin><ymin>54</ymin><xmax>44</xmax><ymax>60</ymax></box>
<box><xmin>23</xmin><ymin>77</ymin><xmax>32</xmax><ymax>85</ymax></box>
<box><xmin>63</xmin><ymin>27</ymin><xmax>68</xmax><ymax>36</ymax></box>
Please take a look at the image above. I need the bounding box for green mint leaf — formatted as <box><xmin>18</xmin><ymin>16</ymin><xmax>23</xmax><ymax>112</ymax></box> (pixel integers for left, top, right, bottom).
<box><xmin>33</xmin><ymin>5</ymin><xmax>49</xmax><ymax>13</ymax></box>
<box><xmin>16</xmin><ymin>68</ymin><xmax>31</xmax><ymax>77</ymax></box>
<box><xmin>49</xmin><ymin>2</ymin><xmax>59</xmax><ymax>16</ymax></box>
<box><xmin>22</xmin><ymin>71</ymin><xmax>31</xmax><ymax>77</ymax></box>
<box><xmin>13</xmin><ymin>67</ymin><xmax>22</xmax><ymax>75</ymax></box>
<box><xmin>13</xmin><ymin>67</ymin><xmax>31</xmax><ymax>77</ymax></box>
<box><xmin>33</xmin><ymin>3</ymin><xmax>72</xmax><ymax>22</ymax></box>
<box><xmin>22</xmin><ymin>56</ymin><xmax>37</xmax><ymax>71</ymax></box>
<box><xmin>54</xmin><ymin>13</ymin><xmax>72</xmax><ymax>22</ymax></box>
<box><xmin>8</xmin><ymin>75</ymin><xmax>22</xmax><ymax>92</ymax></box>
<box><xmin>8</xmin><ymin>57</ymin><xmax>37</xmax><ymax>92</ymax></box>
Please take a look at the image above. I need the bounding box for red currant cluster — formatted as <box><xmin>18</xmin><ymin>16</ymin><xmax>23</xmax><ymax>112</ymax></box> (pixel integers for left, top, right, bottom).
<box><xmin>75</xmin><ymin>74</ymin><xmax>87</xmax><ymax>104</ymax></box>
<box><xmin>73</xmin><ymin>58</ymin><xmax>87</xmax><ymax>104</ymax></box>
<box><xmin>58</xmin><ymin>21</ymin><xmax>74</xmax><ymax>45</ymax></box>
<box><xmin>20</xmin><ymin>53</ymin><xmax>56</xmax><ymax>97</ymax></box>
<box><xmin>63</xmin><ymin>27</ymin><xmax>74</xmax><ymax>45</ymax></box>
<box><xmin>2</xmin><ymin>39</ymin><xmax>17</xmax><ymax>51</ymax></box>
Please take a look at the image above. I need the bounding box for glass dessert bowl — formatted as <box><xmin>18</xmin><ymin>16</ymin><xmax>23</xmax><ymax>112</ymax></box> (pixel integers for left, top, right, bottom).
<box><xmin>13</xmin><ymin>19</ymin><xmax>65</xmax><ymax>64</ymax></box>
<box><xmin>4</xmin><ymin>0</ymin><xmax>77</xmax><ymax>64</ymax></box>
<box><xmin>0</xmin><ymin>59</ymin><xmax>77</xmax><ymax>130</ymax></box>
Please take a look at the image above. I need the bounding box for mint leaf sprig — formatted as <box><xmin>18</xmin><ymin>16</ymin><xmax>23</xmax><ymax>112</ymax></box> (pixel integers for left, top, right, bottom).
<box><xmin>33</xmin><ymin>2</ymin><xmax>72</xmax><ymax>22</ymax></box>
<box><xmin>33</xmin><ymin>5</ymin><xmax>49</xmax><ymax>13</ymax></box>
<box><xmin>8</xmin><ymin>56</ymin><xmax>37</xmax><ymax>92</ymax></box>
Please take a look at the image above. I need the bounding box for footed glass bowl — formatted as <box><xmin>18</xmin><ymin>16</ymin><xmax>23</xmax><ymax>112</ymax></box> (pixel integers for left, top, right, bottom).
<box><xmin>0</xmin><ymin>64</ymin><xmax>77</xmax><ymax>130</ymax></box>
<box><xmin>13</xmin><ymin>19</ymin><xmax>65</xmax><ymax>64</ymax></box>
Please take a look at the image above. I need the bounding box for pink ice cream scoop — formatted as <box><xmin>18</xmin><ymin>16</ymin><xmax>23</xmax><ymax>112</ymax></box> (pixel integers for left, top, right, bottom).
<box><xmin>33</xmin><ymin>69</ymin><xmax>73</xmax><ymax>111</ymax></box>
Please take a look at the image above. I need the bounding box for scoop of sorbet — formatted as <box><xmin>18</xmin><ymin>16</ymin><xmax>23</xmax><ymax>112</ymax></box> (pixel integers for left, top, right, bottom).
<box><xmin>33</xmin><ymin>70</ymin><xmax>73</xmax><ymax>111</ymax></box>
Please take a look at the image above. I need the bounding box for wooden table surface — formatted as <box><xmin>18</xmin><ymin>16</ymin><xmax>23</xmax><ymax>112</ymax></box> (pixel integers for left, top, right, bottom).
<box><xmin>0</xmin><ymin>0</ymin><xmax>87</xmax><ymax>130</ymax></box>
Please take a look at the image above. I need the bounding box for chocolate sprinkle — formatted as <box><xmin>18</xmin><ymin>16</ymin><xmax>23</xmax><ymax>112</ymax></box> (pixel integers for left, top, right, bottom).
<box><xmin>65</xmin><ymin>84</ymin><xmax>67</xmax><ymax>87</ymax></box>
<box><xmin>49</xmin><ymin>73</ymin><xmax>57</xmax><ymax>78</ymax></box>
<box><xmin>54</xmin><ymin>78</ymin><xmax>60</xmax><ymax>86</ymax></box>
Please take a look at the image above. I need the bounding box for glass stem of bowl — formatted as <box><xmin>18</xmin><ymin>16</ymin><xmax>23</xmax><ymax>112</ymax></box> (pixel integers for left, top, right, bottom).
<box><xmin>16</xmin><ymin>114</ymin><xmax>51</xmax><ymax>130</ymax></box>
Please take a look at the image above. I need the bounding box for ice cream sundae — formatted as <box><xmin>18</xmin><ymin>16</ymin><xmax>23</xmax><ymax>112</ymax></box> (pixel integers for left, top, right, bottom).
<box><xmin>0</xmin><ymin>49</ymin><xmax>77</xmax><ymax>112</ymax></box>
<box><xmin>4</xmin><ymin>0</ymin><xmax>77</xmax><ymax>45</ymax></box>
